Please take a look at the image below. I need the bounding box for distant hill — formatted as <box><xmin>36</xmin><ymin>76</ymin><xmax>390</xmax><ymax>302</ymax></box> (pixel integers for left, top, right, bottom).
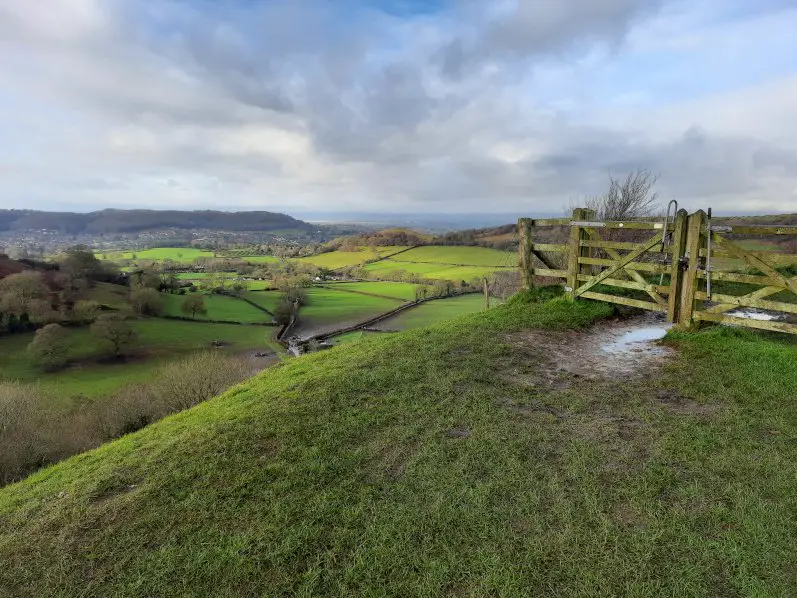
<box><xmin>0</xmin><ymin>209</ymin><xmax>313</xmax><ymax>234</ymax></box>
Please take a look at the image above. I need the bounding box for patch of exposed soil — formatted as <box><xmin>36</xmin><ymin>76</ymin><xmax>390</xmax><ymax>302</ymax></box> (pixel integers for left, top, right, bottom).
<box><xmin>507</xmin><ymin>313</ymin><xmax>674</xmax><ymax>382</ymax></box>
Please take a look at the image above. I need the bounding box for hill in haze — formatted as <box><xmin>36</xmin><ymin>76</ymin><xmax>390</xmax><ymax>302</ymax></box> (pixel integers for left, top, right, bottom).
<box><xmin>0</xmin><ymin>209</ymin><xmax>314</xmax><ymax>235</ymax></box>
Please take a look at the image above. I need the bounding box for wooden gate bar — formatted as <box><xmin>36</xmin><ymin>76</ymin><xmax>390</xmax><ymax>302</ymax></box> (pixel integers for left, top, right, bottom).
<box><xmin>579</xmin><ymin>291</ymin><xmax>666</xmax><ymax>312</ymax></box>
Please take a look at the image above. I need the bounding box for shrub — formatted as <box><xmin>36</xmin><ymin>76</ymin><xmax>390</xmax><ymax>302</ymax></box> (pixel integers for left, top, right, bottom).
<box><xmin>73</xmin><ymin>299</ymin><xmax>101</xmax><ymax>323</ymax></box>
<box><xmin>26</xmin><ymin>323</ymin><xmax>71</xmax><ymax>371</ymax></box>
<box><xmin>155</xmin><ymin>352</ymin><xmax>251</xmax><ymax>412</ymax></box>
<box><xmin>130</xmin><ymin>287</ymin><xmax>164</xmax><ymax>316</ymax></box>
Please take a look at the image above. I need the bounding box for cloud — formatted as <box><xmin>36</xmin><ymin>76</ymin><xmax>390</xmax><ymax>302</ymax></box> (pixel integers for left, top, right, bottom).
<box><xmin>0</xmin><ymin>0</ymin><xmax>796</xmax><ymax>215</ymax></box>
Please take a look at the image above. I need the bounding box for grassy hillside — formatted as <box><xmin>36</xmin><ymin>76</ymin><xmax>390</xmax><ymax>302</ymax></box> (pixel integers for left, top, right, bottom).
<box><xmin>2</xmin><ymin>297</ymin><xmax>796</xmax><ymax>596</ymax></box>
<box><xmin>98</xmin><ymin>247</ymin><xmax>216</xmax><ymax>263</ymax></box>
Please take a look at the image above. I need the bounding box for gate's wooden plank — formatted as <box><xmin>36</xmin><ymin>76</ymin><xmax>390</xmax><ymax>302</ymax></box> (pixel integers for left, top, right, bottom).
<box><xmin>531</xmin><ymin>218</ymin><xmax>571</xmax><ymax>226</ymax></box>
<box><xmin>518</xmin><ymin>218</ymin><xmax>533</xmax><ymax>290</ymax></box>
<box><xmin>530</xmin><ymin>268</ymin><xmax>568</xmax><ymax>279</ymax></box>
<box><xmin>581</xmin><ymin>240</ymin><xmax>673</xmax><ymax>252</ymax></box>
<box><xmin>579</xmin><ymin>291</ymin><xmax>666</xmax><ymax>312</ymax></box>
<box><xmin>575</xmin><ymin>233</ymin><xmax>664</xmax><ymax>297</ymax></box>
<box><xmin>700</xmin><ymin>249</ymin><xmax>797</xmax><ymax>265</ymax></box>
<box><xmin>531</xmin><ymin>244</ymin><xmax>568</xmax><ymax>252</ymax></box>
<box><xmin>572</xmin><ymin>221</ymin><xmax>674</xmax><ymax>231</ymax></box>
<box><xmin>695</xmin><ymin>292</ymin><xmax>797</xmax><ymax>315</ymax></box>
<box><xmin>578</xmin><ymin>257</ymin><xmax>668</xmax><ymax>274</ymax></box>
<box><xmin>576</xmin><ymin>275</ymin><xmax>669</xmax><ymax>294</ymax></box>
<box><xmin>711</xmin><ymin>225</ymin><xmax>797</xmax><ymax>236</ymax></box>
<box><xmin>713</xmin><ymin>234</ymin><xmax>797</xmax><ymax>296</ymax></box>
<box><xmin>705</xmin><ymin>286</ymin><xmax>787</xmax><ymax>314</ymax></box>
<box><xmin>696</xmin><ymin>270</ymin><xmax>775</xmax><ymax>286</ymax></box>
<box><xmin>694</xmin><ymin>311</ymin><xmax>797</xmax><ymax>334</ymax></box>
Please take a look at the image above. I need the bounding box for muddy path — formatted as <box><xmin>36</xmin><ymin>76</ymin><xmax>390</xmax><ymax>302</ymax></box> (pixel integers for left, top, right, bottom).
<box><xmin>507</xmin><ymin>313</ymin><xmax>674</xmax><ymax>381</ymax></box>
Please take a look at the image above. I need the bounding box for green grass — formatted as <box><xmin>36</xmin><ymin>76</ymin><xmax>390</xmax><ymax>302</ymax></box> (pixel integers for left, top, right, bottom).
<box><xmin>2</xmin><ymin>297</ymin><xmax>797</xmax><ymax>596</ymax></box>
<box><xmin>98</xmin><ymin>248</ymin><xmax>215</xmax><ymax>263</ymax></box>
<box><xmin>0</xmin><ymin>320</ymin><xmax>276</xmax><ymax>398</ymax></box>
<box><xmin>377</xmin><ymin>294</ymin><xmax>491</xmax><ymax>330</ymax></box>
<box><xmin>394</xmin><ymin>245</ymin><xmax>516</xmax><ymax>267</ymax></box>
<box><xmin>160</xmin><ymin>293</ymin><xmax>271</xmax><ymax>324</ymax></box>
<box><xmin>294</xmin><ymin>288</ymin><xmax>402</xmax><ymax>335</ymax></box>
<box><xmin>322</xmin><ymin>281</ymin><xmax>418</xmax><ymax>301</ymax></box>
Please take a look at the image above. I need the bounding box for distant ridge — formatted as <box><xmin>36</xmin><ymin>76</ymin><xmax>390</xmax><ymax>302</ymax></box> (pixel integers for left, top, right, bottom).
<box><xmin>0</xmin><ymin>209</ymin><xmax>313</xmax><ymax>234</ymax></box>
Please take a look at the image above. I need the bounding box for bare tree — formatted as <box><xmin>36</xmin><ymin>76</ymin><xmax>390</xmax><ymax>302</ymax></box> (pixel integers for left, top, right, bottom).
<box><xmin>582</xmin><ymin>169</ymin><xmax>661</xmax><ymax>221</ymax></box>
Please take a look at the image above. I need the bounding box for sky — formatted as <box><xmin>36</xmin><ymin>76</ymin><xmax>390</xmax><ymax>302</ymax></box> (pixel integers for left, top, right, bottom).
<box><xmin>1</xmin><ymin>0</ymin><xmax>796</xmax><ymax>217</ymax></box>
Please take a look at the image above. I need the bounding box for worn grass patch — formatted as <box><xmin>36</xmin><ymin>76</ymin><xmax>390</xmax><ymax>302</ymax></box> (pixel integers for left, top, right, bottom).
<box><xmin>1</xmin><ymin>297</ymin><xmax>796</xmax><ymax>596</ymax></box>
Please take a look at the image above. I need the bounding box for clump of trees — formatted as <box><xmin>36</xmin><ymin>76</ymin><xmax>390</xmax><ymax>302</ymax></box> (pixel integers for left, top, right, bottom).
<box><xmin>0</xmin><ymin>352</ymin><xmax>253</xmax><ymax>485</ymax></box>
<box><xmin>581</xmin><ymin>169</ymin><xmax>661</xmax><ymax>221</ymax></box>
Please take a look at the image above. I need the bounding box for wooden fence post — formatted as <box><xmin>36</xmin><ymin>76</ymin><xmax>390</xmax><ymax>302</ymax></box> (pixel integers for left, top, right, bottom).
<box><xmin>483</xmin><ymin>278</ymin><xmax>490</xmax><ymax>309</ymax></box>
<box><xmin>566</xmin><ymin>208</ymin><xmax>594</xmax><ymax>300</ymax></box>
<box><xmin>679</xmin><ymin>210</ymin><xmax>707</xmax><ymax>328</ymax></box>
<box><xmin>518</xmin><ymin>218</ymin><xmax>534</xmax><ymax>290</ymax></box>
<box><xmin>666</xmin><ymin>209</ymin><xmax>688</xmax><ymax>324</ymax></box>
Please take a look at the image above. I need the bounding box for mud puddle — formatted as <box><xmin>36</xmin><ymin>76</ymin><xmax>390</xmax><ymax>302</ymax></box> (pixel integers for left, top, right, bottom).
<box><xmin>534</xmin><ymin>314</ymin><xmax>674</xmax><ymax>379</ymax></box>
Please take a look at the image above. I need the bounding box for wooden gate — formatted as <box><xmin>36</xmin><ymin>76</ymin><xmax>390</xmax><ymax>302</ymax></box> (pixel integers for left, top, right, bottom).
<box><xmin>686</xmin><ymin>211</ymin><xmax>797</xmax><ymax>335</ymax></box>
<box><xmin>519</xmin><ymin>209</ymin><xmax>797</xmax><ymax>334</ymax></box>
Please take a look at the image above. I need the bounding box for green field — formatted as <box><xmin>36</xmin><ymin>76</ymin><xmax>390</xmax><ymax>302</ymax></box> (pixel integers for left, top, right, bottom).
<box><xmin>365</xmin><ymin>260</ymin><xmax>512</xmax><ymax>282</ymax></box>
<box><xmin>0</xmin><ymin>319</ymin><xmax>277</xmax><ymax>398</ymax></box>
<box><xmin>243</xmin><ymin>291</ymin><xmax>282</xmax><ymax>313</ymax></box>
<box><xmin>321</xmin><ymin>281</ymin><xmax>418</xmax><ymax>301</ymax></box>
<box><xmin>97</xmin><ymin>247</ymin><xmax>216</xmax><ymax>263</ymax></box>
<box><xmin>394</xmin><ymin>245</ymin><xmax>516</xmax><ymax>267</ymax></box>
<box><xmin>376</xmin><ymin>294</ymin><xmax>490</xmax><ymax>330</ymax></box>
<box><xmin>160</xmin><ymin>293</ymin><xmax>272</xmax><ymax>324</ymax></box>
<box><xmin>4</xmin><ymin>297</ymin><xmax>797</xmax><ymax>595</ymax></box>
<box><xmin>294</xmin><ymin>288</ymin><xmax>402</xmax><ymax>336</ymax></box>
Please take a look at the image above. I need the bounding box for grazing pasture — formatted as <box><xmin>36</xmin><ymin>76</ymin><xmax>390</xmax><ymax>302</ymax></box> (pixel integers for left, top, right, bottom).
<box><xmin>321</xmin><ymin>281</ymin><xmax>418</xmax><ymax>301</ymax></box>
<box><xmin>393</xmin><ymin>245</ymin><xmax>516</xmax><ymax>267</ymax></box>
<box><xmin>160</xmin><ymin>293</ymin><xmax>272</xmax><ymax>324</ymax></box>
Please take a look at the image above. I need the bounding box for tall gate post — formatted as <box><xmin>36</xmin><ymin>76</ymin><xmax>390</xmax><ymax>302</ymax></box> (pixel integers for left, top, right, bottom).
<box><xmin>666</xmin><ymin>209</ymin><xmax>689</xmax><ymax>323</ymax></box>
<box><xmin>678</xmin><ymin>210</ymin><xmax>707</xmax><ymax>328</ymax></box>
<box><xmin>518</xmin><ymin>218</ymin><xmax>534</xmax><ymax>290</ymax></box>
<box><xmin>566</xmin><ymin>208</ymin><xmax>594</xmax><ymax>300</ymax></box>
